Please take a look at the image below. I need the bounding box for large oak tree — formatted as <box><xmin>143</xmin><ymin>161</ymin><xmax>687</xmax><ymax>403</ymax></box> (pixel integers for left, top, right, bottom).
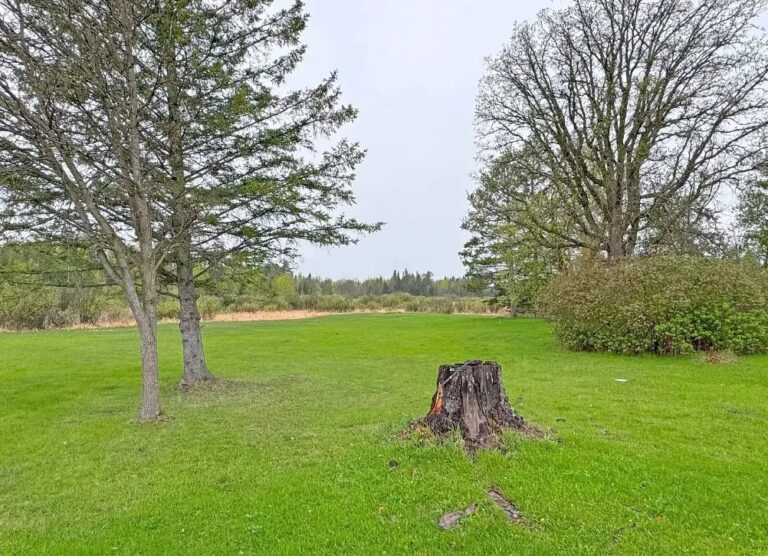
<box><xmin>476</xmin><ymin>0</ymin><xmax>768</xmax><ymax>260</ymax></box>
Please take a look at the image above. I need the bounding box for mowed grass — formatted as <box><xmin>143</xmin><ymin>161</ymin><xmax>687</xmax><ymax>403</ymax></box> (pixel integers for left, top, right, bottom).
<box><xmin>1</xmin><ymin>314</ymin><xmax>767</xmax><ymax>555</ymax></box>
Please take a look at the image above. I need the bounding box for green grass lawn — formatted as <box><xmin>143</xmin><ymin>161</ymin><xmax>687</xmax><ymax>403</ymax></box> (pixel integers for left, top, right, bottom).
<box><xmin>1</xmin><ymin>314</ymin><xmax>767</xmax><ymax>555</ymax></box>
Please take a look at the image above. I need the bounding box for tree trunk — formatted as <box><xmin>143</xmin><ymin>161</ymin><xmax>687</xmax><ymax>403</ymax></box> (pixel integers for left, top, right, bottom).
<box><xmin>119</xmin><ymin>283</ymin><xmax>163</xmax><ymax>421</ymax></box>
<box><xmin>136</xmin><ymin>314</ymin><xmax>162</xmax><ymax>421</ymax></box>
<box><xmin>161</xmin><ymin>27</ymin><xmax>213</xmax><ymax>387</ymax></box>
<box><xmin>122</xmin><ymin>9</ymin><xmax>162</xmax><ymax>422</ymax></box>
<box><xmin>177</xmin><ymin>246</ymin><xmax>214</xmax><ymax>387</ymax></box>
<box><xmin>607</xmin><ymin>224</ymin><xmax>625</xmax><ymax>261</ymax></box>
<box><xmin>426</xmin><ymin>360</ymin><xmax>524</xmax><ymax>451</ymax></box>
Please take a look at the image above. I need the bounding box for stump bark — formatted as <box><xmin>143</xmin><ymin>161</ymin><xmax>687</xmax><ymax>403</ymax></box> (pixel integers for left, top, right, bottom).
<box><xmin>425</xmin><ymin>360</ymin><xmax>524</xmax><ymax>450</ymax></box>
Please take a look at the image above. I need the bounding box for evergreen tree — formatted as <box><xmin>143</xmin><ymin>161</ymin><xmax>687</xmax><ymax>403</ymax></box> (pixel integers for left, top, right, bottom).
<box><xmin>139</xmin><ymin>0</ymin><xmax>379</xmax><ymax>384</ymax></box>
<box><xmin>0</xmin><ymin>0</ymin><xmax>169</xmax><ymax>419</ymax></box>
<box><xmin>461</xmin><ymin>156</ymin><xmax>566</xmax><ymax>314</ymax></box>
<box><xmin>1</xmin><ymin>0</ymin><xmax>380</xmax><ymax>388</ymax></box>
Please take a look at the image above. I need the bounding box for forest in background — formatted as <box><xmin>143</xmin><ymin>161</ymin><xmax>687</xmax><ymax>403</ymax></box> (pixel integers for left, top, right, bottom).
<box><xmin>0</xmin><ymin>242</ymin><xmax>491</xmax><ymax>330</ymax></box>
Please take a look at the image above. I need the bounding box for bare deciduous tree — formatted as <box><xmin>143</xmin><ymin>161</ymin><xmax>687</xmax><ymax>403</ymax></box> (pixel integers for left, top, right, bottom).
<box><xmin>477</xmin><ymin>0</ymin><xmax>768</xmax><ymax>260</ymax></box>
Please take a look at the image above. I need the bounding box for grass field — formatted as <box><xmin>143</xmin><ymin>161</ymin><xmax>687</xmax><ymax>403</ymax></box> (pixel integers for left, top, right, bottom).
<box><xmin>1</xmin><ymin>314</ymin><xmax>767</xmax><ymax>555</ymax></box>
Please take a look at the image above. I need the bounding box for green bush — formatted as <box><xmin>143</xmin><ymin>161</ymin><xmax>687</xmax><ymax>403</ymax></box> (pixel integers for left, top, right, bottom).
<box><xmin>0</xmin><ymin>282</ymin><xmax>60</xmax><ymax>329</ymax></box>
<box><xmin>96</xmin><ymin>298</ymin><xmax>132</xmax><ymax>324</ymax></box>
<box><xmin>157</xmin><ymin>298</ymin><xmax>180</xmax><ymax>320</ymax></box>
<box><xmin>197</xmin><ymin>296</ymin><xmax>222</xmax><ymax>320</ymax></box>
<box><xmin>538</xmin><ymin>256</ymin><xmax>768</xmax><ymax>355</ymax></box>
<box><xmin>78</xmin><ymin>288</ymin><xmax>125</xmax><ymax>324</ymax></box>
<box><xmin>293</xmin><ymin>294</ymin><xmax>358</xmax><ymax>312</ymax></box>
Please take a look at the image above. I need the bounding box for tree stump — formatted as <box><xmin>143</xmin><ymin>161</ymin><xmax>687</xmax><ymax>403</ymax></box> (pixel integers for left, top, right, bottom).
<box><xmin>425</xmin><ymin>360</ymin><xmax>524</xmax><ymax>450</ymax></box>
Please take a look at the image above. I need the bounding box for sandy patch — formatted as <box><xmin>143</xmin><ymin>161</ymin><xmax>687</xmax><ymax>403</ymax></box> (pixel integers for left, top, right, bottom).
<box><xmin>211</xmin><ymin>310</ymin><xmax>334</xmax><ymax>322</ymax></box>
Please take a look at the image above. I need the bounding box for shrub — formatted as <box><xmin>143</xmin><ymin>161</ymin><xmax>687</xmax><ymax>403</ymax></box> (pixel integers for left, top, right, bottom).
<box><xmin>197</xmin><ymin>296</ymin><xmax>222</xmax><ymax>320</ymax></box>
<box><xmin>0</xmin><ymin>282</ymin><xmax>60</xmax><ymax>329</ymax></box>
<box><xmin>225</xmin><ymin>295</ymin><xmax>271</xmax><ymax>313</ymax></box>
<box><xmin>538</xmin><ymin>256</ymin><xmax>768</xmax><ymax>355</ymax></box>
<box><xmin>157</xmin><ymin>298</ymin><xmax>180</xmax><ymax>320</ymax></box>
<box><xmin>292</xmin><ymin>294</ymin><xmax>358</xmax><ymax>312</ymax></box>
<box><xmin>78</xmin><ymin>288</ymin><xmax>125</xmax><ymax>324</ymax></box>
<box><xmin>96</xmin><ymin>298</ymin><xmax>132</xmax><ymax>324</ymax></box>
<box><xmin>157</xmin><ymin>295</ymin><xmax>221</xmax><ymax>321</ymax></box>
<box><xmin>0</xmin><ymin>285</ymin><xmax>493</xmax><ymax>331</ymax></box>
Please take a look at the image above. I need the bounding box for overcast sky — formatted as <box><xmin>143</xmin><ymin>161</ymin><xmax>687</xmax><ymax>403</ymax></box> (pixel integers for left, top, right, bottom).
<box><xmin>292</xmin><ymin>0</ymin><xmax>564</xmax><ymax>279</ymax></box>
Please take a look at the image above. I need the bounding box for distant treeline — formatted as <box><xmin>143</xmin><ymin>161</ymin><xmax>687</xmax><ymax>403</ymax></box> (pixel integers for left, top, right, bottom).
<box><xmin>294</xmin><ymin>270</ymin><xmax>480</xmax><ymax>298</ymax></box>
<box><xmin>0</xmin><ymin>243</ymin><xmax>491</xmax><ymax>330</ymax></box>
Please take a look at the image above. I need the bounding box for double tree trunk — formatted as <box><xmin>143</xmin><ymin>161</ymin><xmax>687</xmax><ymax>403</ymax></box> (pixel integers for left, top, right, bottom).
<box><xmin>176</xmin><ymin>247</ymin><xmax>214</xmax><ymax>387</ymax></box>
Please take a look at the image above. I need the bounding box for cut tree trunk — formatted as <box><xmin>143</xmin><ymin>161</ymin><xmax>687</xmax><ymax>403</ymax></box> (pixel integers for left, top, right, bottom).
<box><xmin>425</xmin><ymin>360</ymin><xmax>524</xmax><ymax>450</ymax></box>
<box><xmin>176</xmin><ymin>248</ymin><xmax>214</xmax><ymax>387</ymax></box>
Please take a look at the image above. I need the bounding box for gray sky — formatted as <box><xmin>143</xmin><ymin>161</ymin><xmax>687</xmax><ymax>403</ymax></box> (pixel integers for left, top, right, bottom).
<box><xmin>294</xmin><ymin>0</ymin><xmax>562</xmax><ymax>279</ymax></box>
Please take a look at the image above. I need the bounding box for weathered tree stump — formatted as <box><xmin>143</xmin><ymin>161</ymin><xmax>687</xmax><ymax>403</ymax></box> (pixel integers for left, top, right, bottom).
<box><xmin>425</xmin><ymin>360</ymin><xmax>524</xmax><ymax>450</ymax></box>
